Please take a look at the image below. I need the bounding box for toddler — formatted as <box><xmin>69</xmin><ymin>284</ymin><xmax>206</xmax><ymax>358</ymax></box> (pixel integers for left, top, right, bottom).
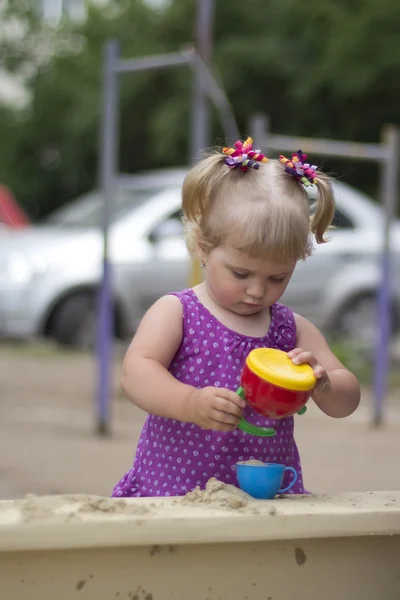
<box><xmin>112</xmin><ymin>139</ymin><xmax>360</xmax><ymax>497</ymax></box>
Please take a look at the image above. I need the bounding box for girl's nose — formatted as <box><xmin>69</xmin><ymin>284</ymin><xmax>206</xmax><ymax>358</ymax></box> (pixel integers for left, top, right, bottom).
<box><xmin>246</xmin><ymin>280</ymin><xmax>265</xmax><ymax>300</ymax></box>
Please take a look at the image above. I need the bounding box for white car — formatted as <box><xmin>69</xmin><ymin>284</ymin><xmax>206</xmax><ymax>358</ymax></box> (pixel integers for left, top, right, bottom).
<box><xmin>0</xmin><ymin>169</ymin><xmax>398</xmax><ymax>347</ymax></box>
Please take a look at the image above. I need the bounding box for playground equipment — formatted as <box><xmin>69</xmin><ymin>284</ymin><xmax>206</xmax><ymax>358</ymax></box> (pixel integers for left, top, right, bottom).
<box><xmin>97</xmin><ymin>38</ymin><xmax>239</xmax><ymax>435</ymax></box>
<box><xmin>96</xmin><ymin>46</ymin><xmax>398</xmax><ymax>435</ymax></box>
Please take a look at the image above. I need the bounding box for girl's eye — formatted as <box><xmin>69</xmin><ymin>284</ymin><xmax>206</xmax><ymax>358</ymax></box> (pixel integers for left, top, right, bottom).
<box><xmin>270</xmin><ymin>277</ymin><xmax>285</xmax><ymax>283</ymax></box>
<box><xmin>232</xmin><ymin>271</ymin><xmax>248</xmax><ymax>279</ymax></box>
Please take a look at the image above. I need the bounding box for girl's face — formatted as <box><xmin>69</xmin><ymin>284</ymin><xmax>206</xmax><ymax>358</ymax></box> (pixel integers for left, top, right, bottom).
<box><xmin>203</xmin><ymin>245</ymin><xmax>297</xmax><ymax>316</ymax></box>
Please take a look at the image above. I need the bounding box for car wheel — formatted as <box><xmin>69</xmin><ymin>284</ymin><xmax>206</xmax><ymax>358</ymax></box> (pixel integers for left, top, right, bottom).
<box><xmin>51</xmin><ymin>292</ymin><xmax>96</xmax><ymax>349</ymax></box>
<box><xmin>335</xmin><ymin>294</ymin><xmax>379</xmax><ymax>346</ymax></box>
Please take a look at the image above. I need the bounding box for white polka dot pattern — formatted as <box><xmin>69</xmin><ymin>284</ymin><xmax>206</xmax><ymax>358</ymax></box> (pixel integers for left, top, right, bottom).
<box><xmin>112</xmin><ymin>289</ymin><xmax>306</xmax><ymax>498</ymax></box>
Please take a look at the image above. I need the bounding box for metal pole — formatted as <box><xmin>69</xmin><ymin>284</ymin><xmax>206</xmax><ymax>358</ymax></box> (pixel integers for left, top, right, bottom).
<box><xmin>249</xmin><ymin>113</ymin><xmax>270</xmax><ymax>152</ymax></box>
<box><xmin>94</xmin><ymin>41</ymin><xmax>239</xmax><ymax>432</ymax></box>
<box><xmin>373</xmin><ymin>125</ymin><xmax>399</xmax><ymax>426</ymax></box>
<box><xmin>188</xmin><ymin>0</ymin><xmax>215</xmax><ymax>286</ymax></box>
<box><xmin>189</xmin><ymin>51</ymin><xmax>239</xmax><ymax>141</ymax></box>
<box><xmin>250</xmin><ymin>114</ymin><xmax>388</xmax><ymax>161</ymax></box>
<box><xmin>190</xmin><ymin>0</ymin><xmax>215</xmax><ymax>162</ymax></box>
<box><xmin>115</xmin><ymin>52</ymin><xmax>190</xmax><ymax>73</ymax></box>
<box><xmin>97</xmin><ymin>39</ymin><xmax>120</xmax><ymax>436</ymax></box>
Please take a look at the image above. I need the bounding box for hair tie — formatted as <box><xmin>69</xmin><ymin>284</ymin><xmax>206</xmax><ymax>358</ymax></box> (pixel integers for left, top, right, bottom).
<box><xmin>279</xmin><ymin>150</ymin><xmax>317</xmax><ymax>187</ymax></box>
<box><xmin>223</xmin><ymin>137</ymin><xmax>268</xmax><ymax>172</ymax></box>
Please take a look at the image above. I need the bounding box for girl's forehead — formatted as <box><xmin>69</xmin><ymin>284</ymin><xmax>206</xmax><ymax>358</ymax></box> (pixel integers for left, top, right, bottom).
<box><xmin>214</xmin><ymin>245</ymin><xmax>296</xmax><ymax>272</ymax></box>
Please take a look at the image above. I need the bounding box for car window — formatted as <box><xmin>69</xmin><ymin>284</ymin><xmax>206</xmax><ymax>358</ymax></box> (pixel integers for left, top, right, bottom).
<box><xmin>149</xmin><ymin>210</ymin><xmax>184</xmax><ymax>241</ymax></box>
<box><xmin>43</xmin><ymin>187</ymin><xmax>161</xmax><ymax>227</ymax></box>
<box><xmin>332</xmin><ymin>208</ymin><xmax>353</xmax><ymax>229</ymax></box>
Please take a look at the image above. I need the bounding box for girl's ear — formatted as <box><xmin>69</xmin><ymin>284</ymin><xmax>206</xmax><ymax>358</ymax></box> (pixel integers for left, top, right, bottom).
<box><xmin>197</xmin><ymin>249</ymin><xmax>207</xmax><ymax>268</ymax></box>
<box><xmin>194</xmin><ymin>234</ymin><xmax>208</xmax><ymax>264</ymax></box>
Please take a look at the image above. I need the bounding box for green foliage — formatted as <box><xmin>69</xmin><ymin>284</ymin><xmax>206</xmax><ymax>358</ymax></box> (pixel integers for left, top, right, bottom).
<box><xmin>329</xmin><ymin>337</ymin><xmax>400</xmax><ymax>388</ymax></box>
<box><xmin>0</xmin><ymin>0</ymin><xmax>43</xmax><ymax>71</ymax></box>
<box><xmin>0</xmin><ymin>0</ymin><xmax>399</xmax><ymax>217</ymax></box>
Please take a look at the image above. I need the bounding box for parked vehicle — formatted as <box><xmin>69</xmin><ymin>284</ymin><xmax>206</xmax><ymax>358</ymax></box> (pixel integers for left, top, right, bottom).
<box><xmin>0</xmin><ymin>168</ymin><xmax>398</xmax><ymax>348</ymax></box>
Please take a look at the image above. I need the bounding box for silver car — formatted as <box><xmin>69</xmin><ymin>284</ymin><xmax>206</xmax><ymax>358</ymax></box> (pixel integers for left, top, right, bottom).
<box><xmin>0</xmin><ymin>168</ymin><xmax>398</xmax><ymax>347</ymax></box>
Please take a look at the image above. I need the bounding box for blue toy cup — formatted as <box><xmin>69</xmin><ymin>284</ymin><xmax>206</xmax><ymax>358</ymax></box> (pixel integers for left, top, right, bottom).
<box><xmin>236</xmin><ymin>462</ymin><xmax>298</xmax><ymax>500</ymax></box>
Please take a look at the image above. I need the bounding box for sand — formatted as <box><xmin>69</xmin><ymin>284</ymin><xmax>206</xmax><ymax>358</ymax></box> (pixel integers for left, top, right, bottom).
<box><xmin>0</xmin><ymin>478</ymin><xmax>260</xmax><ymax>525</ymax></box>
<box><xmin>2</xmin><ymin>486</ymin><xmax>398</xmax><ymax>529</ymax></box>
<box><xmin>13</xmin><ymin>493</ymin><xmax>152</xmax><ymax>524</ymax></box>
<box><xmin>237</xmin><ymin>459</ymin><xmax>266</xmax><ymax>466</ymax></box>
<box><xmin>184</xmin><ymin>478</ymin><xmax>252</xmax><ymax>509</ymax></box>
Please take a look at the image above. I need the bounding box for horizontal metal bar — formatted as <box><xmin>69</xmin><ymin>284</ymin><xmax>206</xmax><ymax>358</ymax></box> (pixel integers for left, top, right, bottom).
<box><xmin>116</xmin><ymin>170</ymin><xmax>187</xmax><ymax>189</ymax></box>
<box><xmin>264</xmin><ymin>134</ymin><xmax>389</xmax><ymax>162</ymax></box>
<box><xmin>114</xmin><ymin>52</ymin><xmax>191</xmax><ymax>74</ymax></box>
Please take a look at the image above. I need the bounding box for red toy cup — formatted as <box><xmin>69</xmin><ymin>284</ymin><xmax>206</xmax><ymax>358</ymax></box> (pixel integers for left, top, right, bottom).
<box><xmin>241</xmin><ymin>348</ymin><xmax>316</xmax><ymax>419</ymax></box>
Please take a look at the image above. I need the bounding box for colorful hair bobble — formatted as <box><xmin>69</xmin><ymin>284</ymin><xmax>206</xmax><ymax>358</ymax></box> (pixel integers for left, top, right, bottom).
<box><xmin>223</xmin><ymin>137</ymin><xmax>268</xmax><ymax>172</ymax></box>
<box><xmin>279</xmin><ymin>150</ymin><xmax>318</xmax><ymax>187</ymax></box>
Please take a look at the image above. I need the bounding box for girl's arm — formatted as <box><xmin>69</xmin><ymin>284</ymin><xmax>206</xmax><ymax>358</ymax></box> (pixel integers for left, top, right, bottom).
<box><xmin>293</xmin><ymin>314</ymin><xmax>361</xmax><ymax>418</ymax></box>
<box><xmin>121</xmin><ymin>295</ymin><xmax>195</xmax><ymax>420</ymax></box>
<box><xmin>121</xmin><ymin>295</ymin><xmax>244</xmax><ymax>428</ymax></box>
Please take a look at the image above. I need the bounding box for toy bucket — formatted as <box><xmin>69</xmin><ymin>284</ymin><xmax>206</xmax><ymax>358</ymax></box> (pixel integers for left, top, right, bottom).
<box><xmin>237</xmin><ymin>348</ymin><xmax>316</xmax><ymax>437</ymax></box>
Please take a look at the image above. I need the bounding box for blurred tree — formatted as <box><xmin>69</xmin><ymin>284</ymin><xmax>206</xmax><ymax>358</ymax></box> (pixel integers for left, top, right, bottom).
<box><xmin>0</xmin><ymin>0</ymin><xmax>49</xmax><ymax>74</ymax></box>
<box><xmin>0</xmin><ymin>0</ymin><xmax>50</xmax><ymax>212</ymax></box>
<box><xmin>0</xmin><ymin>1</ymin><xmax>166</xmax><ymax>217</ymax></box>
<box><xmin>0</xmin><ymin>0</ymin><xmax>398</xmax><ymax>217</ymax></box>
<box><xmin>159</xmin><ymin>0</ymin><xmax>400</xmax><ymax>195</ymax></box>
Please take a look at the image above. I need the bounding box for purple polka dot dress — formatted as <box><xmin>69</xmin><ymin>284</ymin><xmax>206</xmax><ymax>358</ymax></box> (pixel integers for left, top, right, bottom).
<box><xmin>112</xmin><ymin>289</ymin><xmax>306</xmax><ymax>498</ymax></box>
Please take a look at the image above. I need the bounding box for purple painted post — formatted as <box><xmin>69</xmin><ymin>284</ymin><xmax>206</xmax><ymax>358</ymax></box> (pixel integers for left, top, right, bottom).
<box><xmin>190</xmin><ymin>0</ymin><xmax>214</xmax><ymax>160</ymax></box>
<box><xmin>373</xmin><ymin>126</ymin><xmax>399</xmax><ymax>426</ymax></box>
<box><xmin>96</xmin><ymin>258</ymin><xmax>113</xmax><ymax>436</ymax></box>
<box><xmin>97</xmin><ymin>39</ymin><xmax>120</xmax><ymax>435</ymax></box>
<box><xmin>94</xmin><ymin>40</ymin><xmax>240</xmax><ymax>435</ymax></box>
<box><xmin>374</xmin><ymin>254</ymin><xmax>391</xmax><ymax>424</ymax></box>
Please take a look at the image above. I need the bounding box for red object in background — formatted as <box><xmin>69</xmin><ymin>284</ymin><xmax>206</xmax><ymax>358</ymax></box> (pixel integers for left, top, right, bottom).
<box><xmin>0</xmin><ymin>185</ymin><xmax>30</xmax><ymax>228</ymax></box>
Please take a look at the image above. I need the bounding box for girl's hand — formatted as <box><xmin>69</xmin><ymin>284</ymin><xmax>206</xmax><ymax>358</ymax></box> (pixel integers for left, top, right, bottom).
<box><xmin>184</xmin><ymin>387</ymin><xmax>246</xmax><ymax>432</ymax></box>
<box><xmin>288</xmin><ymin>348</ymin><xmax>331</xmax><ymax>393</ymax></box>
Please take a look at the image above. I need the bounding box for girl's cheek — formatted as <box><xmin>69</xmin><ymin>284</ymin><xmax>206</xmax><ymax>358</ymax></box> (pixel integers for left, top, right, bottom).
<box><xmin>220</xmin><ymin>282</ymin><xmax>237</xmax><ymax>302</ymax></box>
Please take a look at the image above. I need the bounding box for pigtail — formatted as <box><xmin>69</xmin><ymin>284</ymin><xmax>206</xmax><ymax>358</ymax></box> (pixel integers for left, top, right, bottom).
<box><xmin>310</xmin><ymin>172</ymin><xmax>335</xmax><ymax>244</ymax></box>
<box><xmin>279</xmin><ymin>150</ymin><xmax>335</xmax><ymax>245</ymax></box>
<box><xmin>182</xmin><ymin>153</ymin><xmax>227</xmax><ymax>224</ymax></box>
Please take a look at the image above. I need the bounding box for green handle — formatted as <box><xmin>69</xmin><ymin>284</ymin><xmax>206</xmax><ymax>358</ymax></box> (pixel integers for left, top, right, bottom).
<box><xmin>236</xmin><ymin>386</ymin><xmax>276</xmax><ymax>437</ymax></box>
<box><xmin>238</xmin><ymin>417</ymin><xmax>276</xmax><ymax>437</ymax></box>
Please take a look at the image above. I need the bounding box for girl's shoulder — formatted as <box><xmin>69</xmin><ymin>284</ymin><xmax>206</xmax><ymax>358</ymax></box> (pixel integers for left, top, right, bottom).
<box><xmin>168</xmin><ymin>288</ymin><xmax>197</xmax><ymax>317</ymax></box>
<box><xmin>168</xmin><ymin>288</ymin><xmax>208</xmax><ymax>329</ymax></box>
<box><xmin>168</xmin><ymin>288</ymin><xmax>195</xmax><ymax>304</ymax></box>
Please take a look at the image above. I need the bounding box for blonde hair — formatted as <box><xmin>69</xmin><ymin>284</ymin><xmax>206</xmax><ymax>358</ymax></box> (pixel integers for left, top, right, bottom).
<box><xmin>182</xmin><ymin>148</ymin><xmax>335</xmax><ymax>263</ymax></box>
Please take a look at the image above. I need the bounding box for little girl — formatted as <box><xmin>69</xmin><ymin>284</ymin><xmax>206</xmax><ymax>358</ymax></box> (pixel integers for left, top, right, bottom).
<box><xmin>112</xmin><ymin>138</ymin><xmax>360</xmax><ymax>497</ymax></box>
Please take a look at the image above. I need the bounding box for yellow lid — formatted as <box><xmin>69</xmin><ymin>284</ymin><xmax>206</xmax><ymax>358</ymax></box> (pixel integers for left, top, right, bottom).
<box><xmin>246</xmin><ymin>348</ymin><xmax>316</xmax><ymax>392</ymax></box>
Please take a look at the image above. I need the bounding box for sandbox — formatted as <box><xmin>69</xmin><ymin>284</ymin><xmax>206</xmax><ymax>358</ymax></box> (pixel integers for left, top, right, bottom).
<box><xmin>0</xmin><ymin>481</ymin><xmax>399</xmax><ymax>600</ymax></box>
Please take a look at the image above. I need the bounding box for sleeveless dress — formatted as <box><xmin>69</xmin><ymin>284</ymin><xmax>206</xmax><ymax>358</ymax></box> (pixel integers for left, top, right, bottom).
<box><xmin>112</xmin><ymin>289</ymin><xmax>306</xmax><ymax>497</ymax></box>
